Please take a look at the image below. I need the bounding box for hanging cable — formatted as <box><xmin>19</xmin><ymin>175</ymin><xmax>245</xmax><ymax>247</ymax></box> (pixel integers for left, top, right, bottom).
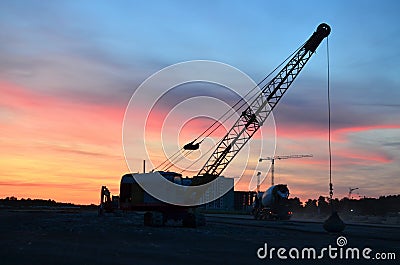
<box><xmin>192</xmin><ymin>72</ymin><xmax>269</xmax><ymax>144</ymax></box>
<box><xmin>323</xmin><ymin>33</ymin><xmax>345</xmax><ymax>233</ymax></box>
<box><xmin>163</xmin><ymin>149</ymin><xmax>196</xmax><ymax>172</ymax></box>
<box><xmin>155</xmin><ymin>149</ymin><xmax>182</xmax><ymax>170</ymax></box>
<box><xmin>195</xmin><ymin>43</ymin><xmax>305</xmax><ymax>145</ymax></box>
<box><xmin>154</xmin><ymin>57</ymin><xmax>285</xmax><ymax>172</ymax></box>
<box><xmin>326</xmin><ymin>36</ymin><xmax>333</xmax><ymax>202</ymax></box>
<box><xmin>180</xmin><ymin>43</ymin><xmax>306</xmax><ymax>172</ymax></box>
<box><xmin>154</xmin><ymin>41</ymin><xmax>306</xmax><ymax>173</ymax></box>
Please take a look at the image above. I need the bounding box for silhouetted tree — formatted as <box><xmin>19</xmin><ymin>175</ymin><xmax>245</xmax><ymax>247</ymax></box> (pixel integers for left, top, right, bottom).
<box><xmin>288</xmin><ymin>197</ymin><xmax>302</xmax><ymax>212</ymax></box>
<box><xmin>304</xmin><ymin>199</ymin><xmax>318</xmax><ymax>215</ymax></box>
<box><xmin>317</xmin><ymin>196</ymin><xmax>330</xmax><ymax>215</ymax></box>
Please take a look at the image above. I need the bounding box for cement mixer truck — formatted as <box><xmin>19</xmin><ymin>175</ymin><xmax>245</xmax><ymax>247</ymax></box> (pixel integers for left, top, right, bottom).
<box><xmin>252</xmin><ymin>184</ymin><xmax>292</xmax><ymax>220</ymax></box>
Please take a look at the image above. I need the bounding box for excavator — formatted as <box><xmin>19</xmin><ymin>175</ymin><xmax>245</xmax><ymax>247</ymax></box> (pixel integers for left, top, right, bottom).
<box><xmin>99</xmin><ymin>186</ymin><xmax>118</xmax><ymax>215</ymax></box>
<box><xmin>101</xmin><ymin>23</ymin><xmax>331</xmax><ymax>226</ymax></box>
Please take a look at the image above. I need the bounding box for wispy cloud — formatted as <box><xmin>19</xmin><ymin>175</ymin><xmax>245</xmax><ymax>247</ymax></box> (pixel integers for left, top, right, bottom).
<box><xmin>1</xmin><ymin>1</ymin><xmax>399</xmax><ymax>203</ymax></box>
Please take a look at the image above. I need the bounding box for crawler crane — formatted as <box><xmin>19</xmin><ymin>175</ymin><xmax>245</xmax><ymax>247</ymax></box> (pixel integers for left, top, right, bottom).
<box><xmin>103</xmin><ymin>23</ymin><xmax>331</xmax><ymax>227</ymax></box>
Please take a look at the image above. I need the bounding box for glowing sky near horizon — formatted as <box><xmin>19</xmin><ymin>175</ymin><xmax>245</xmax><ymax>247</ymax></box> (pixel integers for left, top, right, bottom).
<box><xmin>1</xmin><ymin>0</ymin><xmax>399</xmax><ymax>204</ymax></box>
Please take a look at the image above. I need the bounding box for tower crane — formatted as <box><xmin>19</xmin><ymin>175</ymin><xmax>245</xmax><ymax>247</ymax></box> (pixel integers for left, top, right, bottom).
<box><xmin>348</xmin><ymin>187</ymin><xmax>359</xmax><ymax>199</ymax></box>
<box><xmin>192</xmin><ymin>23</ymin><xmax>330</xmax><ymax>185</ymax></box>
<box><xmin>259</xmin><ymin>154</ymin><xmax>313</xmax><ymax>185</ymax></box>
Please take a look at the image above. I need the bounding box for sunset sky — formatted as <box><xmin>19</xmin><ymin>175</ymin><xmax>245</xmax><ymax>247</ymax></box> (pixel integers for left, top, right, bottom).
<box><xmin>1</xmin><ymin>0</ymin><xmax>399</xmax><ymax>204</ymax></box>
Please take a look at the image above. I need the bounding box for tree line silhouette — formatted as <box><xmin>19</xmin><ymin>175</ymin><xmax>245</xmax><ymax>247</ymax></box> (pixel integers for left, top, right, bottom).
<box><xmin>1</xmin><ymin>195</ymin><xmax>399</xmax><ymax>216</ymax></box>
<box><xmin>0</xmin><ymin>197</ymin><xmax>97</xmax><ymax>209</ymax></box>
<box><xmin>288</xmin><ymin>195</ymin><xmax>400</xmax><ymax>216</ymax></box>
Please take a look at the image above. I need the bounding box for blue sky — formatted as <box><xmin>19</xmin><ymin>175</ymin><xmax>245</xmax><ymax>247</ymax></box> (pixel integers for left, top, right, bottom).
<box><xmin>0</xmin><ymin>0</ymin><xmax>399</xmax><ymax>203</ymax></box>
<box><xmin>2</xmin><ymin>0</ymin><xmax>399</xmax><ymax>100</ymax></box>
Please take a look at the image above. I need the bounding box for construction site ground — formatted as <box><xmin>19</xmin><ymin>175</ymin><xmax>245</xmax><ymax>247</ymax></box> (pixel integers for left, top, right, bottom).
<box><xmin>0</xmin><ymin>209</ymin><xmax>398</xmax><ymax>265</ymax></box>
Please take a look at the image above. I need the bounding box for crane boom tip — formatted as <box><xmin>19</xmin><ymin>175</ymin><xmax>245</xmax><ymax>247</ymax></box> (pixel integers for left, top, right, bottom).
<box><xmin>317</xmin><ymin>23</ymin><xmax>331</xmax><ymax>37</ymax></box>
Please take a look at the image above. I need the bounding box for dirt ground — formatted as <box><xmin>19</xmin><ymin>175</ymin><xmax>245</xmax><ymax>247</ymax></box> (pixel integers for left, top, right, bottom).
<box><xmin>0</xmin><ymin>209</ymin><xmax>398</xmax><ymax>265</ymax></box>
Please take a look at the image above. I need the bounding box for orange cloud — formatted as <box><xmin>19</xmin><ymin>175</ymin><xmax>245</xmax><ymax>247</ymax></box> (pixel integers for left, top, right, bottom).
<box><xmin>0</xmin><ymin>81</ymin><xmax>126</xmax><ymax>204</ymax></box>
<box><xmin>1</xmin><ymin>81</ymin><xmax>399</xmax><ymax>204</ymax></box>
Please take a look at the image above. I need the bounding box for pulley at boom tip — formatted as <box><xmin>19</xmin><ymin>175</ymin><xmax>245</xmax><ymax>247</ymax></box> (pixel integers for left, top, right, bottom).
<box><xmin>304</xmin><ymin>23</ymin><xmax>331</xmax><ymax>53</ymax></box>
<box><xmin>317</xmin><ymin>23</ymin><xmax>331</xmax><ymax>37</ymax></box>
<box><xmin>197</xmin><ymin>23</ymin><xmax>332</xmax><ymax>178</ymax></box>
